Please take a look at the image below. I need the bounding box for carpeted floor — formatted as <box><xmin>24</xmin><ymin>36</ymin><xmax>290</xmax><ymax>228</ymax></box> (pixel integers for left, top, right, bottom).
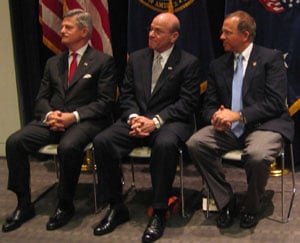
<box><xmin>0</xmin><ymin>157</ymin><xmax>299</xmax><ymax>243</ymax></box>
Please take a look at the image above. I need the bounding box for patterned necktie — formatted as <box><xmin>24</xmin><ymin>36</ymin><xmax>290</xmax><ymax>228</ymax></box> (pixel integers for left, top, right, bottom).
<box><xmin>151</xmin><ymin>54</ymin><xmax>163</xmax><ymax>93</ymax></box>
<box><xmin>231</xmin><ymin>54</ymin><xmax>245</xmax><ymax>137</ymax></box>
<box><xmin>68</xmin><ymin>52</ymin><xmax>77</xmax><ymax>85</ymax></box>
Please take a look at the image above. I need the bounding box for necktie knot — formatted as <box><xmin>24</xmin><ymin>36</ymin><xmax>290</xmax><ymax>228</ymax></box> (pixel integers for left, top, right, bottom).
<box><xmin>72</xmin><ymin>52</ymin><xmax>77</xmax><ymax>60</ymax></box>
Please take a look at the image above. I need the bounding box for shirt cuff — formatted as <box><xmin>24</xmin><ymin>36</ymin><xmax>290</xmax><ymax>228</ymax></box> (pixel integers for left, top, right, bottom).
<box><xmin>127</xmin><ymin>113</ymin><xmax>138</xmax><ymax>125</ymax></box>
<box><xmin>73</xmin><ymin>111</ymin><xmax>80</xmax><ymax>123</ymax></box>
<box><xmin>43</xmin><ymin>111</ymin><xmax>53</xmax><ymax>123</ymax></box>
<box><xmin>155</xmin><ymin>114</ymin><xmax>164</xmax><ymax>126</ymax></box>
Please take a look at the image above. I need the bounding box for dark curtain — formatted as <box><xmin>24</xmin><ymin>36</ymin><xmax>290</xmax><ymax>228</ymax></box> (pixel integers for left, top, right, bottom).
<box><xmin>9</xmin><ymin>0</ymin><xmax>50</xmax><ymax>125</ymax></box>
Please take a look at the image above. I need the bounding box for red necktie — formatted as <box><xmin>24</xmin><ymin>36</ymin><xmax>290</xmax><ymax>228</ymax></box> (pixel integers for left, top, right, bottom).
<box><xmin>68</xmin><ymin>52</ymin><xmax>77</xmax><ymax>85</ymax></box>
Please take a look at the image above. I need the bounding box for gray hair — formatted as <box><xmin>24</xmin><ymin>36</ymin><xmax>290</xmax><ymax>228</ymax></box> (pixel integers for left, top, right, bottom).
<box><xmin>64</xmin><ymin>9</ymin><xmax>92</xmax><ymax>39</ymax></box>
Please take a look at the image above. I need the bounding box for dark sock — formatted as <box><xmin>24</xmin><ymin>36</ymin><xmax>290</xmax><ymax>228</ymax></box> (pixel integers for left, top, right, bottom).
<box><xmin>17</xmin><ymin>194</ymin><xmax>31</xmax><ymax>209</ymax></box>
<box><xmin>153</xmin><ymin>209</ymin><xmax>167</xmax><ymax>218</ymax></box>
<box><xmin>110</xmin><ymin>201</ymin><xmax>125</xmax><ymax>210</ymax></box>
<box><xmin>58</xmin><ymin>199</ymin><xmax>73</xmax><ymax>211</ymax></box>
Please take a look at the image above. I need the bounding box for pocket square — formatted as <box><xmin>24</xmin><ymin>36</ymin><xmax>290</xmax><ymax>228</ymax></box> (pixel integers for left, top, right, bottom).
<box><xmin>83</xmin><ymin>74</ymin><xmax>92</xmax><ymax>79</ymax></box>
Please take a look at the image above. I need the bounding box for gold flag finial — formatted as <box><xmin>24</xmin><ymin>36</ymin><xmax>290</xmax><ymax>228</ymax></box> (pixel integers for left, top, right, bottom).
<box><xmin>168</xmin><ymin>0</ymin><xmax>174</xmax><ymax>13</ymax></box>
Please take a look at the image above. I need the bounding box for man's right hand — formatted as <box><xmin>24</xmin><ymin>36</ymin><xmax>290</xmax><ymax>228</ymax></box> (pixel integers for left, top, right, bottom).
<box><xmin>46</xmin><ymin>110</ymin><xmax>65</xmax><ymax>131</ymax></box>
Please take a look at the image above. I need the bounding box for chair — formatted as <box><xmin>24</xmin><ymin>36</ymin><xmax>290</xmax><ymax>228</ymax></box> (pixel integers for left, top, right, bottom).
<box><xmin>127</xmin><ymin>146</ymin><xmax>187</xmax><ymax>218</ymax></box>
<box><xmin>36</xmin><ymin>143</ymin><xmax>100</xmax><ymax>213</ymax></box>
<box><xmin>204</xmin><ymin>142</ymin><xmax>296</xmax><ymax>223</ymax></box>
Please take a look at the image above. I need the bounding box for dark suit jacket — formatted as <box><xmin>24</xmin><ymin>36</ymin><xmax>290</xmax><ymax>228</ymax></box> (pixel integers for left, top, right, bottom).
<box><xmin>203</xmin><ymin>44</ymin><xmax>294</xmax><ymax>141</ymax></box>
<box><xmin>34</xmin><ymin>46</ymin><xmax>117</xmax><ymax>137</ymax></box>
<box><xmin>118</xmin><ymin>45</ymin><xmax>201</xmax><ymax>141</ymax></box>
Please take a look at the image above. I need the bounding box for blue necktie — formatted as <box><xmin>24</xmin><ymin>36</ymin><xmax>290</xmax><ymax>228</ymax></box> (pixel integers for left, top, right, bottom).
<box><xmin>231</xmin><ymin>54</ymin><xmax>245</xmax><ymax>137</ymax></box>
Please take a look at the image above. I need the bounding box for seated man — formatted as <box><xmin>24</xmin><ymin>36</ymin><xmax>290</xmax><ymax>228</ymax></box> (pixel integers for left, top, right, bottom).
<box><xmin>2</xmin><ymin>9</ymin><xmax>116</xmax><ymax>233</ymax></box>
<box><xmin>92</xmin><ymin>12</ymin><xmax>201</xmax><ymax>242</ymax></box>
<box><xmin>187</xmin><ymin>10</ymin><xmax>294</xmax><ymax>229</ymax></box>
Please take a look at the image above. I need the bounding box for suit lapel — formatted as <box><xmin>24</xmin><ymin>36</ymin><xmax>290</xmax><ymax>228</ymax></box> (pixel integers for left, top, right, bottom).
<box><xmin>57</xmin><ymin>51</ymin><xmax>69</xmax><ymax>91</ymax></box>
<box><xmin>143</xmin><ymin>50</ymin><xmax>154</xmax><ymax>102</ymax></box>
<box><xmin>243</xmin><ymin>45</ymin><xmax>259</xmax><ymax>97</ymax></box>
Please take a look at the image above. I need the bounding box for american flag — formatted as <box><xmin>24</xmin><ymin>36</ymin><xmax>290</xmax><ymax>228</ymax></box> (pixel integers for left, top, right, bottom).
<box><xmin>39</xmin><ymin>0</ymin><xmax>112</xmax><ymax>55</ymax></box>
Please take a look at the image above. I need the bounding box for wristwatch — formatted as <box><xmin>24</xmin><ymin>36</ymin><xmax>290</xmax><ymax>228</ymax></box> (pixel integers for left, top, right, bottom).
<box><xmin>239</xmin><ymin>111</ymin><xmax>246</xmax><ymax>123</ymax></box>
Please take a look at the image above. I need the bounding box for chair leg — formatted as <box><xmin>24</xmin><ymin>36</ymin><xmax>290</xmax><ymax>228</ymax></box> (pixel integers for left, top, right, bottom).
<box><xmin>91</xmin><ymin>146</ymin><xmax>100</xmax><ymax>214</ymax></box>
<box><xmin>179</xmin><ymin>148</ymin><xmax>186</xmax><ymax>218</ymax></box>
<box><xmin>281</xmin><ymin>150</ymin><xmax>285</xmax><ymax>223</ymax></box>
<box><xmin>280</xmin><ymin>143</ymin><xmax>296</xmax><ymax>223</ymax></box>
<box><xmin>206</xmin><ymin>182</ymin><xmax>210</xmax><ymax>219</ymax></box>
<box><xmin>287</xmin><ymin>143</ymin><xmax>296</xmax><ymax>220</ymax></box>
<box><xmin>130</xmin><ymin>158</ymin><xmax>136</xmax><ymax>188</ymax></box>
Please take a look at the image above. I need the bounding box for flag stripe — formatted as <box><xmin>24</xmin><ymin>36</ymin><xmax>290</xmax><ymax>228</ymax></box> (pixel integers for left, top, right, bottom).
<box><xmin>42</xmin><ymin>23</ymin><xmax>65</xmax><ymax>52</ymax></box>
<box><xmin>91</xmin><ymin>28</ymin><xmax>104</xmax><ymax>51</ymax></box>
<box><xmin>91</xmin><ymin>0</ymin><xmax>110</xmax><ymax>39</ymax></box>
<box><xmin>65</xmin><ymin>0</ymin><xmax>82</xmax><ymax>10</ymax></box>
<box><xmin>39</xmin><ymin>0</ymin><xmax>112</xmax><ymax>55</ymax></box>
<box><xmin>40</xmin><ymin>0</ymin><xmax>63</xmax><ymax>19</ymax></box>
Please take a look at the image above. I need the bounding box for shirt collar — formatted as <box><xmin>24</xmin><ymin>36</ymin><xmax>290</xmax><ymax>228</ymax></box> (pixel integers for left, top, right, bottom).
<box><xmin>154</xmin><ymin>45</ymin><xmax>174</xmax><ymax>63</ymax></box>
<box><xmin>235</xmin><ymin>43</ymin><xmax>253</xmax><ymax>62</ymax></box>
<box><xmin>69</xmin><ymin>43</ymin><xmax>89</xmax><ymax>57</ymax></box>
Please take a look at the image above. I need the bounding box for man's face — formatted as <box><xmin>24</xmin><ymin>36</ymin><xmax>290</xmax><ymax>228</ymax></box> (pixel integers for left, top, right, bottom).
<box><xmin>60</xmin><ymin>16</ymin><xmax>87</xmax><ymax>48</ymax></box>
<box><xmin>148</xmin><ymin>15</ymin><xmax>178</xmax><ymax>53</ymax></box>
<box><xmin>220</xmin><ymin>16</ymin><xmax>246</xmax><ymax>53</ymax></box>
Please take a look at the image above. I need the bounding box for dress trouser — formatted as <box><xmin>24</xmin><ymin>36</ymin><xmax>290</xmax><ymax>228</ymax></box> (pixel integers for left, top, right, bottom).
<box><xmin>93</xmin><ymin>120</ymin><xmax>180</xmax><ymax>210</ymax></box>
<box><xmin>186</xmin><ymin>126</ymin><xmax>282</xmax><ymax>214</ymax></box>
<box><xmin>6</xmin><ymin>120</ymin><xmax>100</xmax><ymax>207</ymax></box>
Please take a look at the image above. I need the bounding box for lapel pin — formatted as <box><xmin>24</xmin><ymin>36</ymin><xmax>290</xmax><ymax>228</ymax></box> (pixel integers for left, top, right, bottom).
<box><xmin>167</xmin><ymin>66</ymin><xmax>173</xmax><ymax>70</ymax></box>
<box><xmin>252</xmin><ymin>61</ymin><xmax>257</xmax><ymax>67</ymax></box>
<box><xmin>84</xmin><ymin>62</ymin><xmax>88</xmax><ymax>67</ymax></box>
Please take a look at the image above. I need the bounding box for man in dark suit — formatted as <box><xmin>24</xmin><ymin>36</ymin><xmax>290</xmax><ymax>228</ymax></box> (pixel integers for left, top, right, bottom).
<box><xmin>92</xmin><ymin>12</ymin><xmax>201</xmax><ymax>242</ymax></box>
<box><xmin>2</xmin><ymin>9</ymin><xmax>116</xmax><ymax>233</ymax></box>
<box><xmin>187</xmin><ymin>10</ymin><xmax>294</xmax><ymax>229</ymax></box>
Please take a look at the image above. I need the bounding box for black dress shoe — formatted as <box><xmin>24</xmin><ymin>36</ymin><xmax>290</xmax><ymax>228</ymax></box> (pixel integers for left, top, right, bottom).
<box><xmin>93</xmin><ymin>204</ymin><xmax>129</xmax><ymax>236</ymax></box>
<box><xmin>2</xmin><ymin>205</ymin><xmax>35</xmax><ymax>232</ymax></box>
<box><xmin>216</xmin><ymin>197</ymin><xmax>236</xmax><ymax>228</ymax></box>
<box><xmin>46</xmin><ymin>205</ymin><xmax>75</xmax><ymax>231</ymax></box>
<box><xmin>240</xmin><ymin>213</ymin><xmax>258</xmax><ymax>228</ymax></box>
<box><xmin>142</xmin><ymin>214</ymin><xmax>166</xmax><ymax>243</ymax></box>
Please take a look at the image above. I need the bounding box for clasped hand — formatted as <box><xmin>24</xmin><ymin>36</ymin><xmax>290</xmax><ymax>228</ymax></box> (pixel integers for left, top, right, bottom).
<box><xmin>46</xmin><ymin>110</ymin><xmax>76</xmax><ymax>132</ymax></box>
<box><xmin>211</xmin><ymin>105</ymin><xmax>240</xmax><ymax>131</ymax></box>
<box><xmin>129</xmin><ymin>116</ymin><xmax>156</xmax><ymax>137</ymax></box>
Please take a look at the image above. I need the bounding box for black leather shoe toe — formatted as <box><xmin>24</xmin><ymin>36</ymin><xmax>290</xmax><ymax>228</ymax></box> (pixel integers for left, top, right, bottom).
<box><xmin>240</xmin><ymin>213</ymin><xmax>258</xmax><ymax>228</ymax></box>
<box><xmin>142</xmin><ymin>214</ymin><xmax>166</xmax><ymax>243</ymax></box>
<box><xmin>46</xmin><ymin>206</ymin><xmax>75</xmax><ymax>231</ymax></box>
<box><xmin>216</xmin><ymin>197</ymin><xmax>236</xmax><ymax>228</ymax></box>
<box><xmin>93</xmin><ymin>204</ymin><xmax>129</xmax><ymax>236</ymax></box>
<box><xmin>2</xmin><ymin>205</ymin><xmax>35</xmax><ymax>233</ymax></box>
